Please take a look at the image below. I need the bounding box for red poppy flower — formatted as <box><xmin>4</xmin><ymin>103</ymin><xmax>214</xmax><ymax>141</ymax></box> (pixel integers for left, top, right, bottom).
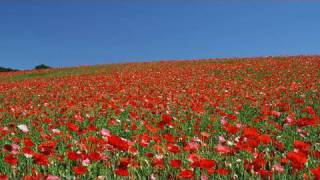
<box><xmin>215</xmin><ymin>168</ymin><xmax>230</xmax><ymax>175</ymax></box>
<box><xmin>253</xmin><ymin>156</ymin><xmax>266</xmax><ymax>171</ymax></box>
<box><xmin>243</xmin><ymin>127</ymin><xmax>259</xmax><ymax>138</ymax></box>
<box><xmin>115</xmin><ymin>168</ymin><xmax>129</xmax><ymax>176</ymax></box>
<box><xmin>167</xmin><ymin>144</ymin><xmax>180</xmax><ymax>153</ymax></box>
<box><xmin>157</xmin><ymin>114</ymin><xmax>173</xmax><ymax>129</ymax></box>
<box><xmin>73</xmin><ymin>166</ymin><xmax>87</xmax><ymax>175</ymax></box>
<box><xmin>259</xmin><ymin>135</ymin><xmax>271</xmax><ymax>144</ymax></box>
<box><xmin>170</xmin><ymin>159</ymin><xmax>182</xmax><ymax>168</ymax></box>
<box><xmin>223</xmin><ymin>123</ymin><xmax>239</xmax><ymax>134</ymax></box>
<box><xmin>294</xmin><ymin>140</ymin><xmax>310</xmax><ymax>153</ymax></box>
<box><xmin>311</xmin><ymin>166</ymin><xmax>320</xmax><ymax>180</ymax></box>
<box><xmin>88</xmin><ymin>135</ymin><xmax>99</xmax><ymax>143</ymax></box>
<box><xmin>177</xmin><ymin>170</ymin><xmax>193</xmax><ymax>179</ymax></box>
<box><xmin>4</xmin><ymin>154</ymin><xmax>17</xmax><ymax>165</ymax></box>
<box><xmin>67</xmin><ymin>122</ymin><xmax>79</xmax><ymax>132</ymax></box>
<box><xmin>151</xmin><ymin>157</ymin><xmax>164</xmax><ymax>169</ymax></box>
<box><xmin>107</xmin><ymin>135</ymin><xmax>130</xmax><ymax>151</ymax></box>
<box><xmin>33</xmin><ymin>153</ymin><xmax>49</xmax><ymax>166</ymax></box>
<box><xmin>312</xmin><ymin>151</ymin><xmax>320</xmax><ymax>159</ymax></box>
<box><xmin>199</xmin><ymin>159</ymin><xmax>215</xmax><ymax>169</ymax></box>
<box><xmin>0</xmin><ymin>174</ymin><xmax>8</xmax><ymax>180</ymax></box>
<box><xmin>22</xmin><ymin>147</ymin><xmax>33</xmax><ymax>156</ymax></box>
<box><xmin>296</xmin><ymin>117</ymin><xmax>315</xmax><ymax>127</ymax></box>
<box><xmin>24</xmin><ymin>138</ymin><xmax>34</xmax><ymax>147</ymax></box>
<box><xmin>163</xmin><ymin>133</ymin><xmax>175</xmax><ymax>143</ymax></box>
<box><xmin>258</xmin><ymin>169</ymin><xmax>272</xmax><ymax>179</ymax></box>
<box><xmin>287</xmin><ymin>151</ymin><xmax>307</xmax><ymax>170</ymax></box>
<box><xmin>88</xmin><ymin>152</ymin><xmax>101</xmax><ymax>161</ymax></box>
<box><xmin>67</xmin><ymin>152</ymin><xmax>81</xmax><ymax>161</ymax></box>
<box><xmin>38</xmin><ymin>141</ymin><xmax>56</xmax><ymax>155</ymax></box>
<box><xmin>161</xmin><ymin>114</ymin><xmax>172</xmax><ymax>123</ymax></box>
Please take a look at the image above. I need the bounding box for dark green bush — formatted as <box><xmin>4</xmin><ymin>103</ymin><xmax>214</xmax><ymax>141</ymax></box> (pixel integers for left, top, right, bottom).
<box><xmin>0</xmin><ymin>66</ymin><xmax>18</xmax><ymax>72</ymax></box>
<box><xmin>34</xmin><ymin>64</ymin><xmax>51</xmax><ymax>70</ymax></box>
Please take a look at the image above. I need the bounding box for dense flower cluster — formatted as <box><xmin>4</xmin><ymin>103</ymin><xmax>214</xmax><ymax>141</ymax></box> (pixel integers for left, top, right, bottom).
<box><xmin>0</xmin><ymin>56</ymin><xmax>319</xmax><ymax>179</ymax></box>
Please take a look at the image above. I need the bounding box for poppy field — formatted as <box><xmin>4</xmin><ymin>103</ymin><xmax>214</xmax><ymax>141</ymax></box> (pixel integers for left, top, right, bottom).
<box><xmin>0</xmin><ymin>56</ymin><xmax>319</xmax><ymax>179</ymax></box>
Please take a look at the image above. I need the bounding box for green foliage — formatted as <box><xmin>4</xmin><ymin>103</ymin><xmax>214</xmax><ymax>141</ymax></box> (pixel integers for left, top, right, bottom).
<box><xmin>34</xmin><ymin>64</ymin><xmax>52</xmax><ymax>70</ymax></box>
<box><xmin>0</xmin><ymin>66</ymin><xmax>18</xmax><ymax>72</ymax></box>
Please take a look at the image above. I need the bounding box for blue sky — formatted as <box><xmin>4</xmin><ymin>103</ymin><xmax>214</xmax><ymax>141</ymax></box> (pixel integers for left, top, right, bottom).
<box><xmin>1</xmin><ymin>1</ymin><xmax>320</xmax><ymax>69</ymax></box>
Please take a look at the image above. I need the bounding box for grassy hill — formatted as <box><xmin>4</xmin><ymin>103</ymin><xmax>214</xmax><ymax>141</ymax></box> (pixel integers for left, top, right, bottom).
<box><xmin>0</xmin><ymin>56</ymin><xmax>319</xmax><ymax>179</ymax></box>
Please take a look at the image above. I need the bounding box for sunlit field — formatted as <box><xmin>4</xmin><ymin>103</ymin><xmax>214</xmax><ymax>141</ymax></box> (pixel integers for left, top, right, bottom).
<box><xmin>0</xmin><ymin>56</ymin><xmax>319</xmax><ymax>179</ymax></box>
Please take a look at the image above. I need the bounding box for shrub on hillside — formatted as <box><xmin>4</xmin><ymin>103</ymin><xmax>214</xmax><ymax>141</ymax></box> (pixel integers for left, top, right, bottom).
<box><xmin>34</xmin><ymin>64</ymin><xmax>51</xmax><ymax>70</ymax></box>
<box><xmin>0</xmin><ymin>66</ymin><xmax>18</xmax><ymax>72</ymax></box>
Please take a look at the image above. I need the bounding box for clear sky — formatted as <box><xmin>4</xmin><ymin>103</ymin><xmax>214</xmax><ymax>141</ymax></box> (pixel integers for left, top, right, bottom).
<box><xmin>1</xmin><ymin>1</ymin><xmax>320</xmax><ymax>69</ymax></box>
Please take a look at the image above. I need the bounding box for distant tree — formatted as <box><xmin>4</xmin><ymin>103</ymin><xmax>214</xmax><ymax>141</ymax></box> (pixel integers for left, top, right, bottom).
<box><xmin>34</xmin><ymin>64</ymin><xmax>51</xmax><ymax>70</ymax></box>
<box><xmin>0</xmin><ymin>66</ymin><xmax>18</xmax><ymax>72</ymax></box>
